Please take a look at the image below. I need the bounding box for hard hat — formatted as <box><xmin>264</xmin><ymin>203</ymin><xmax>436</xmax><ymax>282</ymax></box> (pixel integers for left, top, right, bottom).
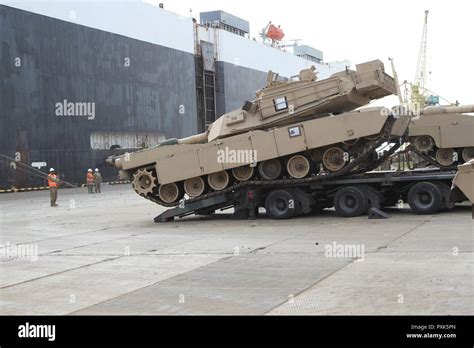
<box><xmin>49</xmin><ymin>168</ymin><xmax>55</xmax><ymax>172</ymax></box>
<box><xmin>95</xmin><ymin>168</ymin><xmax>99</xmax><ymax>172</ymax></box>
<box><xmin>88</xmin><ymin>168</ymin><xmax>92</xmax><ymax>172</ymax></box>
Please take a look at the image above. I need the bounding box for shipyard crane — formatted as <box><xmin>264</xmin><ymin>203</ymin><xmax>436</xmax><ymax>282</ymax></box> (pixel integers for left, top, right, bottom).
<box><xmin>411</xmin><ymin>10</ymin><xmax>429</xmax><ymax>107</ymax></box>
<box><xmin>406</xmin><ymin>10</ymin><xmax>456</xmax><ymax>107</ymax></box>
<box><xmin>410</xmin><ymin>10</ymin><xmax>445</xmax><ymax>107</ymax></box>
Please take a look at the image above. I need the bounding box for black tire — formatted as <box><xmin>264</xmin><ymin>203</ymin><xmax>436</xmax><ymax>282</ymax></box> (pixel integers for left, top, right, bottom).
<box><xmin>407</xmin><ymin>182</ymin><xmax>442</xmax><ymax>214</ymax></box>
<box><xmin>265</xmin><ymin>190</ymin><xmax>297</xmax><ymax>219</ymax></box>
<box><xmin>334</xmin><ymin>186</ymin><xmax>369</xmax><ymax>217</ymax></box>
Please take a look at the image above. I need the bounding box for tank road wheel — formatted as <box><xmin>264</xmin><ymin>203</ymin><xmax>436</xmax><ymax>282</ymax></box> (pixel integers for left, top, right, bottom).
<box><xmin>232</xmin><ymin>165</ymin><xmax>254</xmax><ymax>181</ymax></box>
<box><xmin>287</xmin><ymin>155</ymin><xmax>311</xmax><ymax>179</ymax></box>
<box><xmin>132</xmin><ymin>168</ymin><xmax>157</xmax><ymax>196</ymax></box>
<box><xmin>435</xmin><ymin>148</ymin><xmax>456</xmax><ymax>166</ymax></box>
<box><xmin>207</xmin><ymin>171</ymin><xmax>230</xmax><ymax>191</ymax></box>
<box><xmin>258</xmin><ymin>159</ymin><xmax>282</xmax><ymax>180</ymax></box>
<box><xmin>184</xmin><ymin>176</ymin><xmax>206</xmax><ymax>197</ymax></box>
<box><xmin>322</xmin><ymin>147</ymin><xmax>347</xmax><ymax>172</ymax></box>
<box><xmin>412</xmin><ymin>136</ymin><xmax>434</xmax><ymax>153</ymax></box>
<box><xmin>462</xmin><ymin>147</ymin><xmax>474</xmax><ymax>162</ymax></box>
<box><xmin>158</xmin><ymin>182</ymin><xmax>183</xmax><ymax>204</ymax></box>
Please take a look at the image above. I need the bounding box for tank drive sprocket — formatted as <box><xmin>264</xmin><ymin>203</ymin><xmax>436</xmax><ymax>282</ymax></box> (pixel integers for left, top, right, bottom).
<box><xmin>412</xmin><ymin>135</ymin><xmax>434</xmax><ymax>153</ymax></box>
<box><xmin>132</xmin><ymin>168</ymin><xmax>157</xmax><ymax>196</ymax></box>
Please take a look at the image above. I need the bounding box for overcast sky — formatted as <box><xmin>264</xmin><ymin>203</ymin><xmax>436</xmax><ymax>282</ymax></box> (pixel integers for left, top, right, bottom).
<box><xmin>158</xmin><ymin>0</ymin><xmax>473</xmax><ymax>106</ymax></box>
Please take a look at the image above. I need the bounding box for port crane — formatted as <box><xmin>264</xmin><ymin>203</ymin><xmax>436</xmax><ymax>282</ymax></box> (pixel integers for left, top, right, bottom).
<box><xmin>411</xmin><ymin>10</ymin><xmax>430</xmax><ymax>107</ymax></box>
<box><xmin>407</xmin><ymin>10</ymin><xmax>454</xmax><ymax>107</ymax></box>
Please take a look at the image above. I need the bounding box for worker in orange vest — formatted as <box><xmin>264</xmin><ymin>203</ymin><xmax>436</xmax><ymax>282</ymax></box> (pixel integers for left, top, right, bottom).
<box><xmin>86</xmin><ymin>168</ymin><xmax>94</xmax><ymax>193</ymax></box>
<box><xmin>47</xmin><ymin>168</ymin><xmax>60</xmax><ymax>207</ymax></box>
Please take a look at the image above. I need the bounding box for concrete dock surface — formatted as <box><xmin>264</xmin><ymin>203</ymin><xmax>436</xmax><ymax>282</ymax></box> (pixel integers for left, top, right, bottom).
<box><xmin>0</xmin><ymin>184</ymin><xmax>472</xmax><ymax>315</ymax></box>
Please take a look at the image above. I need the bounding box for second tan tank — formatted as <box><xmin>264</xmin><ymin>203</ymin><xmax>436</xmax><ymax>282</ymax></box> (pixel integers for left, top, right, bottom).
<box><xmin>409</xmin><ymin>104</ymin><xmax>474</xmax><ymax>167</ymax></box>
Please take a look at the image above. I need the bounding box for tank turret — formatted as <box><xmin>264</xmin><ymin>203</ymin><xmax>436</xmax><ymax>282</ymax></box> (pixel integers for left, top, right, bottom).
<box><xmin>139</xmin><ymin>59</ymin><xmax>396</xmax><ymax>146</ymax></box>
<box><xmin>207</xmin><ymin>59</ymin><xmax>396</xmax><ymax>141</ymax></box>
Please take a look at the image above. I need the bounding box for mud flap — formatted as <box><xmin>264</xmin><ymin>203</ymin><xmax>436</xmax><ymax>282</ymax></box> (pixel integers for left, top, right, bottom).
<box><xmin>448</xmin><ymin>186</ymin><xmax>466</xmax><ymax>203</ymax></box>
<box><xmin>360</xmin><ymin>185</ymin><xmax>381</xmax><ymax>209</ymax></box>
<box><xmin>286</xmin><ymin>188</ymin><xmax>314</xmax><ymax>215</ymax></box>
<box><xmin>435</xmin><ymin>182</ymin><xmax>455</xmax><ymax>209</ymax></box>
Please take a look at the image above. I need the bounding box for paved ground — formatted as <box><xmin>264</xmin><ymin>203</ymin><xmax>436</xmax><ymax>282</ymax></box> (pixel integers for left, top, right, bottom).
<box><xmin>0</xmin><ymin>184</ymin><xmax>472</xmax><ymax>315</ymax></box>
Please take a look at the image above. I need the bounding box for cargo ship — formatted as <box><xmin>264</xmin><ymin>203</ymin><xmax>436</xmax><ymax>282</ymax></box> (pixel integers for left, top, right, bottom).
<box><xmin>0</xmin><ymin>1</ymin><xmax>348</xmax><ymax>188</ymax></box>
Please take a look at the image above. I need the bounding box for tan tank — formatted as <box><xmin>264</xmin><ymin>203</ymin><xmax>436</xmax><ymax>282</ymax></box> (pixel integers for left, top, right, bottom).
<box><xmin>450</xmin><ymin>160</ymin><xmax>474</xmax><ymax>204</ymax></box>
<box><xmin>108</xmin><ymin>60</ymin><xmax>412</xmax><ymax>206</ymax></box>
<box><xmin>409</xmin><ymin>104</ymin><xmax>474</xmax><ymax>167</ymax></box>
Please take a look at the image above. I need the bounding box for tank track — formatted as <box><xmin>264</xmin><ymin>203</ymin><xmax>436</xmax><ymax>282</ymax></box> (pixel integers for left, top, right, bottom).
<box><xmin>141</xmin><ymin>117</ymin><xmax>403</xmax><ymax>208</ymax></box>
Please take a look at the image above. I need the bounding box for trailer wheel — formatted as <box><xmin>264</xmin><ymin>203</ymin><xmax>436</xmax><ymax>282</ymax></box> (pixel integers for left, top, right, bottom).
<box><xmin>265</xmin><ymin>190</ymin><xmax>297</xmax><ymax>219</ymax></box>
<box><xmin>334</xmin><ymin>186</ymin><xmax>368</xmax><ymax>217</ymax></box>
<box><xmin>407</xmin><ymin>182</ymin><xmax>442</xmax><ymax>214</ymax></box>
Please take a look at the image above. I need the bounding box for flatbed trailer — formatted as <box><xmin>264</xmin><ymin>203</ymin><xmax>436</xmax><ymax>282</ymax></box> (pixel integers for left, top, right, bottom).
<box><xmin>154</xmin><ymin>168</ymin><xmax>467</xmax><ymax>222</ymax></box>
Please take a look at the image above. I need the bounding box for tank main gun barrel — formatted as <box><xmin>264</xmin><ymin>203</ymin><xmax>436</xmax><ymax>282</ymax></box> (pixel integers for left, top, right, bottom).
<box><xmin>422</xmin><ymin>104</ymin><xmax>474</xmax><ymax>115</ymax></box>
<box><xmin>106</xmin><ymin>132</ymin><xmax>209</xmax><ymax>169</ymax></box>
<box><xmin>177</xmin><ymin>132</ymin><xmax>208</xmax><ymax>144</ymax></box>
